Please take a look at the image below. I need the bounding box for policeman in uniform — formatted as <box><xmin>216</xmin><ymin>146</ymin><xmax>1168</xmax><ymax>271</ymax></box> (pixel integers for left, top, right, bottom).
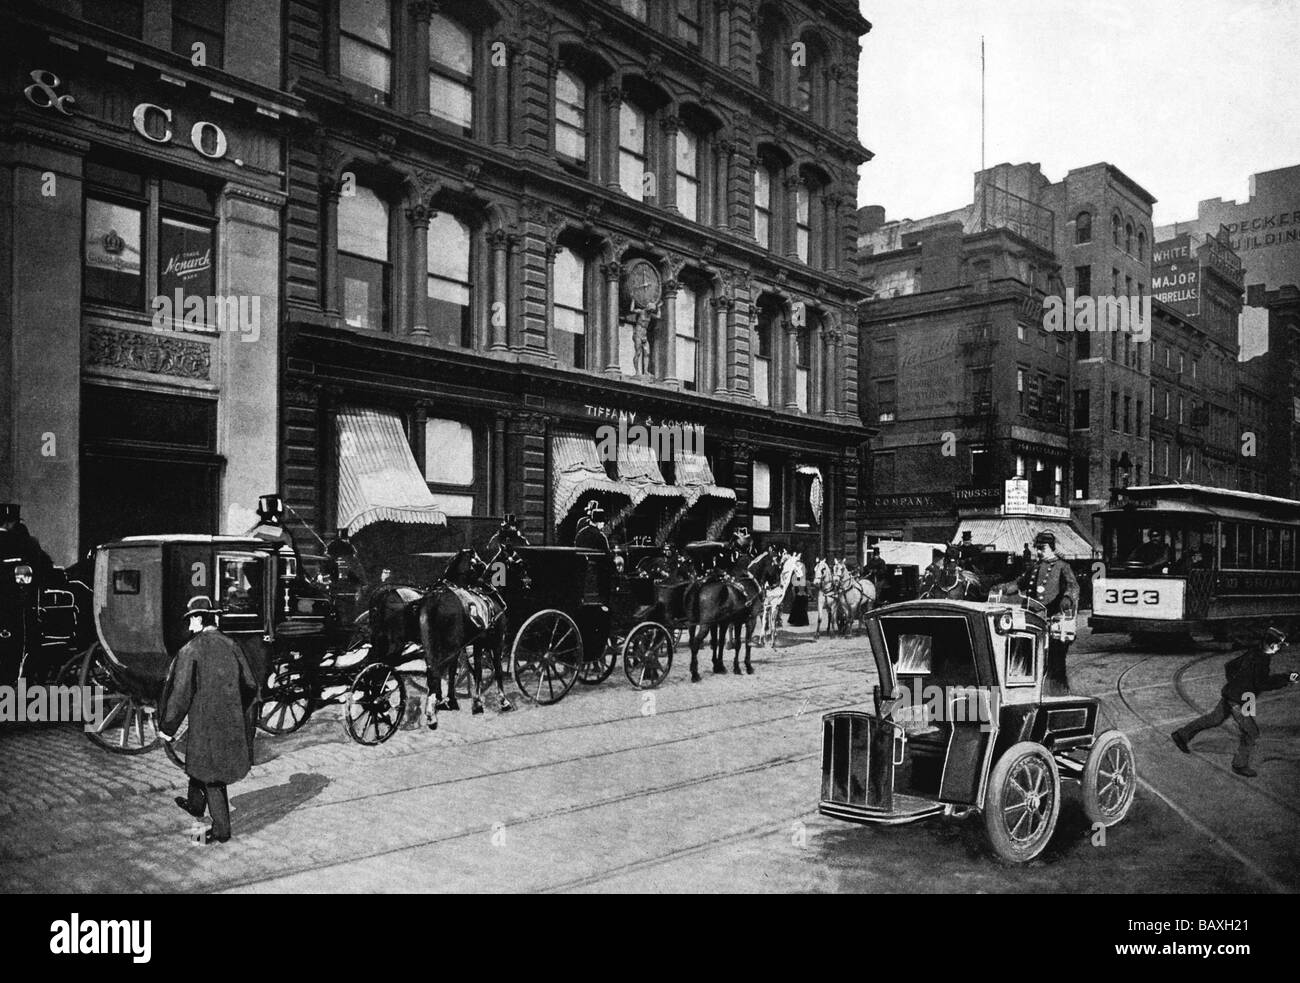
<box><xmin>1006</xmin><ymin>530</ymin><xmax>1080</xmax><ymax>694</ymax></box>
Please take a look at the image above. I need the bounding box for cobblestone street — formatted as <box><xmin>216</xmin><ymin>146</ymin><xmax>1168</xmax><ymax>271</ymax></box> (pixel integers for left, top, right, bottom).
<box><xmin>2</xmin><ymin>623</ymin><xmax>1297</xmax><ymax>893</ymax></box>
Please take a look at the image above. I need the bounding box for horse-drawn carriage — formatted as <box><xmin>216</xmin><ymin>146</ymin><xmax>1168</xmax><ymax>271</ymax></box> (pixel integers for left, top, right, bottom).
<box><xmin>78</xmin><ymin>535</ymin><xmax>402</xmax><ymax>755</ymax></box>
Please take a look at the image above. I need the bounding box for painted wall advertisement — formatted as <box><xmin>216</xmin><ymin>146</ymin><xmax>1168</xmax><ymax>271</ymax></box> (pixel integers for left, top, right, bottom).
<box><xmin>1150</xmin><ymin>234</ymin><xmax>1199</xmax><ymax>316</ymax></box>
<box><xmin>897</xmin><ymin>324</ymin><xmax>960</xmax><ymax>417</ymax></box>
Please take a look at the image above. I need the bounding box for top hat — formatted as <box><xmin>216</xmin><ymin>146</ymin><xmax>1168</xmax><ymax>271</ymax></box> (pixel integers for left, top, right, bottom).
<box><xmin>1264</xmin><ymin>626</ymin><xmax>1287</xmax><ymax>646</ymax></box>
<box><xmin>870</xmin><ymin>546</ymin><xmax>881</xmax><ymax>555</ymax></box>
<box><xmin>0</xmin><ymin>503</ymin><xmax>18</xmax><ymax>523</ymax></box>
<box><xmin>1033</xmin><ymin>531</ymin><xmax>1057</xmax><ymax>548</ymax></box>
<box><xmin>257</xmin><ymin>493</ymin><xmax>284</xmax><ymax>519</ymax></box>
<box><xmin>185</xmin><ymin>595</ymin><xmax>220</xmax><ymax>617</ymax></box>
<box><xmin>961</xmin><ymin>531</ymin><xmax>973</xmax><ymax>541</ymax></box>
<box><xmin>583</xmin><ymin>504</ymin><xmax>606</xmax><ymax>523</ymax></box>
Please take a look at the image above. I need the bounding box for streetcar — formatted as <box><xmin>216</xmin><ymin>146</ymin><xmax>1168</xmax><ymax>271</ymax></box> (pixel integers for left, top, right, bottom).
<box><xmin>1089</xmin><ymin>485</ymin><xmax>1300</xmax><ymax>641</ymax></box>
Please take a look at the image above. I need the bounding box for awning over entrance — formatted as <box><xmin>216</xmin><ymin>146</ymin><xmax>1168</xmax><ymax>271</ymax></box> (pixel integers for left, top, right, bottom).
<box><xmin>674</xmin><ymin>446</ymin><xmax>736</xmax><ymax>505</ymax></box>
<box><xmin>551</xmin><ymin>433</ymin><xmax>639</xmax><ymax>525</ymax></box>
<box><xmin>952</xmin><ymin>517</ymin><xmax>1096</xmax><ymax>561</ymax></box>
<box><xmin>618</xmin><ymin>440</ymin><xmax>686</xmax><ymax>502</ymax></box>
<box><xmin>336</xmin><ymin>406</ymin><xmax>448</xmax><ymax>534</ymax></box>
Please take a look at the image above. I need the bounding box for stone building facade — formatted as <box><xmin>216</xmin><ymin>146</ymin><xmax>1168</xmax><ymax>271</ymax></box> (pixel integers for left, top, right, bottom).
<box><xmin>278</xmin><ymin>0</ymin><xmax>872</xmax><ymax>562</ymax></box>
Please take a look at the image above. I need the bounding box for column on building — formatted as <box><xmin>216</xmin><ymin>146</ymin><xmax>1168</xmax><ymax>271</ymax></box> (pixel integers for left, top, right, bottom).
<box><xmin>406</xmin><ymin>204</ymin><xmax>432</xmax><ymax>344</ymax></box>
<box><xmin>602</xmin><ymin>260</ymin><xmax>621</xmax><ymax>374</ymax></box>
<box><xmin>659</xmin><ymin>277</ymin><xmax>678</xmax><ymax>383</ymax></box>
<box><xmin>320</xmin><ymin>183</ymin><xmax>341</xmax><ymax>321</ymax></box>
<box><xmin>490</xmin><ymin>227</ymin><xmax>509</xmax><ymax>350</ymax></box>
<box><xmin>603</xmin><ymin>83</ymin><xmax>623</xmax><ymax>190</ymax></box>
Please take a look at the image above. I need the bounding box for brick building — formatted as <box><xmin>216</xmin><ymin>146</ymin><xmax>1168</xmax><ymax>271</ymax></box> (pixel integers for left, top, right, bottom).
<box><xmin>277</xmin><ymin>0</ymin><xmax>872</xmax><ymax>563</ymax></box>
<box><xmin>1240</xmin><ymin>285</ymin><xmax>1300</xmax><ymax>499</ymax></box>
<box><xmin>1</xmin><ymin>0</ymin><xmax>291</xmax><ymax>562</ymax></box>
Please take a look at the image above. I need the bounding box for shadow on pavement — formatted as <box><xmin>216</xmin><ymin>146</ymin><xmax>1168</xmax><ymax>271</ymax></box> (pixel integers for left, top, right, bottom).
<box><xmin>230</xmin><ymin>772</ymin><xmax>329</xmax><ymax>836</ymax></box>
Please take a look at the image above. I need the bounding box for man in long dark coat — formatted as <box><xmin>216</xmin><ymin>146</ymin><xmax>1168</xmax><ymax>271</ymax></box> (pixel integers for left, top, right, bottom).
<box><xmin>1004</xmin><ymin>531</ymin><xmax>1080</xmax><ymax>694</ymax></box>
<box><xmin>160</xmin><ymin>596</ymin><xmax>259</xmax><ymax>844</ymax></box>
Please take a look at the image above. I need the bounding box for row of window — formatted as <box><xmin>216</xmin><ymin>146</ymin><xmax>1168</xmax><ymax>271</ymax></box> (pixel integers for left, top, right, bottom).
<box><xmin>83</xmin><ymin>0</ymin><xmax>227</xmax><ymax>68</ymax></box>
<box><xmin>1073</xmin><ymin>209</ymin><xmax>1149</xmax><ymax>260</ymax></box>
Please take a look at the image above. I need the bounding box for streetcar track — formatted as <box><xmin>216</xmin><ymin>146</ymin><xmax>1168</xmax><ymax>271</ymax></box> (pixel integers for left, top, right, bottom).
<box><xmin>216</xmin><ymin>750</ymin><xmax>823</xmax><ymax>894</ymax></box>
<box><xmin>12</xmin><ymin>684</ymin><xmax>860</xmax><ymax>868</ymax></box>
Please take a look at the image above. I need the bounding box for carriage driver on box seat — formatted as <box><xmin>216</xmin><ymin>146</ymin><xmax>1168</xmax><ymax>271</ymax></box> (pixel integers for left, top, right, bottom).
<box><xmin>999</xmin><ymin>530</ymin><xmax>1080</xmax><ymax>695</ymax></box>
<box><xmin>0</xmin><ymin>503</ymin><xmax>56</xmax><ymax>588</ymax></box>
<box><xmin>574</xmin><ymin>501</ymin><xmax>612</xmax><ymax>552</ymax></box>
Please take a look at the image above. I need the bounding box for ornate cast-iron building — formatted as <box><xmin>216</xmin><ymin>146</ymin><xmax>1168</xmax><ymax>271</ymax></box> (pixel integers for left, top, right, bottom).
<box><xmin>280</xmin><ymin>0</ymin><xmax>872</xmax><ymax>562</ymax></box>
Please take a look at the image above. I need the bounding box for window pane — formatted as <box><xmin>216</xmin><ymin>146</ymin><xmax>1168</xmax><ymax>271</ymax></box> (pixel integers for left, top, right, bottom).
<box><xmin>620</xmin><ymin>0</ymin><xmax>648</xmax><ymax>20</ymax></box>
<box><xmin>754</xmin><ymin>210</ymin><xmax>769</xmax><ymax>248</ymax></box>
<box><xmin>677</xmin><ymin>176</ymin><xmax>698</xmax><ymax>220</ymax></box>
<box><xmin>429</xmin><ymin>14</ymin><xmax>472</xmax><ymax>74</ymax></box>
<box><xmin>338</xmin><ymin>187</ymin><xmax>388</xmax><ymax>260</ymax></box>
<box><xmin>797</xmin><ymin>226</ymin><xmax>809</xmax><ymax>263</ymax></box>
<box><xmin>678</xmin><ymin>337</ymin><xmax>697</xmax><ymax>389</ymax></box>
<box><xmin>428</xmin><ymin>213</ymin><xmax>470</xmax><ymax>283</ymax></box>
<box><xmin>676</xmin><ymin>130</ymin><xmax>697</xmax><ymax>178</ymax></box>
<box><xmin>85</xmin><ymin>199</ymin><xmax>143</xmax><ymax>307</ymax></box>
<box><xmin>674</xmin><ymin>287</ymin><xmax>696</xmax><ymax>338</ymax></box>
<box><xmin>620</xmin><ymin>151</ymin><xmax>644</xmax><ymax>199</ymax></box>
<box><xmin>430</xmin><ymin>75</ymin><xmax>473</xmax><ymax>129</ymax></box>
<box><xmin>619</xmin><ymin>103</ymin><xmax>644</xmax><ymax>153</ymax></box>
<box><xmin>424</xmin><ymin>419</ymin><xmax>474</xmax><ymax>485</ymax></box>
<box><xmin>553</xmin><ymin>248</ymin><xmax>584</xmax><ymax>309</ymax></box>
<box><xmin>753</xmin><ymin>168</ymin><xmax>770</xmax><ymax>208</ymax></box>
<box><xmin>754</xmin><ymin>358</ymin><xmax>770</xmax><ymax>405</ymax></box>
<box><xmin>172</xmin><ymin>22</ymin><xmax>224</xmax><ymax>69</ymax></box>
<box><xmin>341</xmin><ymin>0</ymin><xmax>390</xmax><ymax>47</ymax></box>
<box><xmin>752</xmin><ymin>461</ymin><xmax>771</xmax><ymax>510</ymax></box>
<box><xmin>158</xmin><ymin>217</ymin><xmax>215</xmax><ymax>316</ymax></box>
<box><xmin>341</xmin><ymin>37</ymin><xmax>391</xmax><ymax>92</ymax></box>
<box><xmin>339</xmin><ymin>254</ymin><xmax>386</xmax><ymax>330</ymax></box>
<box><xmin>556</xmin><ymin>123</ymin><xmax>585</xmax><ymax>160</ymax></box>
<box><xmin>797</xmin><ymin>186</ymin><xmax>810</xmax><ymax>224</ymax></box>
<box><xmin>796</xmin><ymin>368</ymin><xmax>809</xmax><ymax>412</ymax></box>
<box><xmin>556</xmin><ymin>70</ymin><xmax>586</xmax><ymax>161</ymax></box>
<box><xmin>619</xmin><ymin>322</ymin><xmax>637</xmax><ymax>375</ymax></box>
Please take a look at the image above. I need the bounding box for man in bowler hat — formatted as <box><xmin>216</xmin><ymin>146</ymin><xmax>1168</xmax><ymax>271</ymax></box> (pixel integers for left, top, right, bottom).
<box><xmin>1172</xmin><ymin>627</ymin><xmax>1297</xmax><ymax>777</ymax></box>
<box><xmin>160</xmin><ymin>596</ymin><xmax>259</xmax><ymax>843</ymax></box>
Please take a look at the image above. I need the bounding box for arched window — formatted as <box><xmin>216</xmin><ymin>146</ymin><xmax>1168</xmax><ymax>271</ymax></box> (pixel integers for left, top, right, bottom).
<box><xmin>1075</xmin><ymin>210</ymin><xmax>1091</xmax><ymax>244</ymax></box>
<box><xmin>795</xmin><ymin>33</ymin><xmax>828</xmax><ymax>123</ymax></box>
<box><xmin>675</xmin><ymin>282</ymin><xmax>699</xmax><ymax>391</ymax></box>
<box><xmin>753</xmin><ymin>165</ymin><xmax>774</xmax><ymax>248</ymax></box>
<box><xmin>618</xmin><ymin>101</ymin><xmax>648</xmax><ymax>199</ymax></box>
<box><xmin>756</xmin><ymin>9</ymin><xmax>783</xmax><ymax>102</ymax></box>
<box><xmin>427</xmin><ymin>212</ymin><xmax>472</xmax><ymax>348</ymax></box>
<box><xmin>676</xmin><ymin>127</ymin><xmax>700</xmax><ymax>221</ymax></box>
<box><xmin>552</xmin><ymin>244</ymin><xmax>588</xmax><ymax>368</ymax></box>
<box><xmin>340</xmin><ymin>0</ymin><xmax>392</xmax><ymax>100</ymax></box>
<box><xmin>1125</xmin><ymin>221</ymin><xmax>1133</xmax><ymax>254</ymax></box>
<box><xmin>796</xmin><ymin>183</ymin><xmax>811</xmax><ymax>263</ymax></box>
<box><xmin>429</xmin><ymin>12</ymin><xmax>473</xmax><ymax>134</ymax></box>
<box><xmin>337</xmin><ymin>184</ymin><xmax>390</xmax><ymax>331</ymax></box>
<box><xmin>1112</xmin><ymin>213</ymin><xmax>1121</xmax><ymax>246</ymax></box>
<box><xmin>555</xmin><ymin>68</ymin><xmax>587</xmax><ymax>165</ymax></box>
<box><xmin>753</xmin><ymin>309</ymin><xmax>773</xmax><ymax>406</ymax></box>
<box><xmin>1137</xmin><ymin>229</ymin><xmax>1146</xmax><ymax>260</ymax></box>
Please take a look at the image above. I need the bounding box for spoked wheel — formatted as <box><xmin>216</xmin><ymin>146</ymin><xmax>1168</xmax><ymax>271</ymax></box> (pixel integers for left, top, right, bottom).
<box><xmin>454</xmin><ymin>647</ymin><xmax>507</xmax><ymax>699</ymax></box>
<box><xmin>258</xmin><ymin>662</ymin><xmax>313</xmax><ymax>735</ymax></box>
<box><xmin>576</xmin><ymin>643</ymin><xmax>617</xmax><ymax>685</ymax></box>
<box><xmin>1082</xmin><ymin>730</ymin><xmax>1137</xmax><ymax>826</ymax></box>
<box><xmin>511</xmin><ymin>610</ymin><xmax>583</xmax><ymax>705</ymax></box>
<box><xmin>344</xmin><ymin>663</ymin><xmax>406</xmax><ymax>745</ymax></box>
<box><xmin>983</xmin><ymin>742</ymin><xmax>1061</xmax><ymax>863</ymax></box>
<box><xmin>79</xmin><ymin>644</ymin><xmax>161</xmax><ymax>755</ymax></box>
<box><xmin>163</xmin><ymin>718</ymin><xmax>190</xmax><ymax>770</ymax></box>
<box><xmin>622</xmin><ymin>622</ymin><xmax>673</xmax><ymax>689</ymax></box>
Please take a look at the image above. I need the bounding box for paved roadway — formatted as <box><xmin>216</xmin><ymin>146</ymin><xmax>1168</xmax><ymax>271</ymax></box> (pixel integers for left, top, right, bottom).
<box><xmin>1</xmin><ymin>620</ymin><xmax>1297</xmax><ymax>893</ymax></box>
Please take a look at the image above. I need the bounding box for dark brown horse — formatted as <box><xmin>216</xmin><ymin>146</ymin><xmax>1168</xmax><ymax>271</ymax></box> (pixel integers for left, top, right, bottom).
<box><xmin>682</xmin><ymin>547</ymin><xmax>783</xmax><ymax>681</ymax></box>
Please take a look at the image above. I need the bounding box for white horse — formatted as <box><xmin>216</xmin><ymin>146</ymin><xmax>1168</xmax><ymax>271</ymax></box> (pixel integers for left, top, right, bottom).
<box><xmin>812</xmin><ymin>557</ymin><xmax>838</xmax><ymax>638</ymax></box>
<box><xmin>828</xmin><ymin>559</ymin><xmax>877</xmax><ymax>635</ymax></box>
<box><xmin>756</xmin><ymin>550</ymin><xmax>798</xmax><ymax>649</ymax></box>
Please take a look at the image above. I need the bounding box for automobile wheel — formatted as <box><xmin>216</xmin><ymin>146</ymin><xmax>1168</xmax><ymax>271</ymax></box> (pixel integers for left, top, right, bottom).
<box><xmin>983</xmin><ymin>741</ymin><xmax>1061</xmax><ymax>863</ymax></box>
<box><xmin>1082</xmin><ymin>729</ymin><xmax>1136</xmax><ymax>826</ymax></box>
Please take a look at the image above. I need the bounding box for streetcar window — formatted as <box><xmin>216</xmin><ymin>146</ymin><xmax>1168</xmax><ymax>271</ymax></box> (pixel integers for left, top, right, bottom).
<box><xmin>1220</xmin><ymin>524</ymin><xmax>1236</xmax><ymax>569</ymax></box>
<box><xmin>1283</xmin><ymin>528</ymin><xmax>1296</xmax><ymax>570</ymax></box>
<box><xmin>1266</xmin><ymin>526</ymin><xmax>1281</xmax><ymax>570</ymax></box>
<box><xmin>1237</xmin><ymin>525</ymin><xmax>1253</xmax><ymax>569</ymax></box>
<box><xmin>1254</xmin><ymin>527</ymin><xmax>1269</xmax><ymax>569</ymax></box>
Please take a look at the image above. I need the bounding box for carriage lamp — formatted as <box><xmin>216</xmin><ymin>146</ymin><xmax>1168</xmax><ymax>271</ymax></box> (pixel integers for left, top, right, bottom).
<box><xmin>996</xmin><ymin>611</ymin><xmax>1014</xmax><ymax>633</ymax></box>
<box><xmin>14</xmin><ymin>564</ymin><xmax>32</xmax><ymax>586</ymax></box>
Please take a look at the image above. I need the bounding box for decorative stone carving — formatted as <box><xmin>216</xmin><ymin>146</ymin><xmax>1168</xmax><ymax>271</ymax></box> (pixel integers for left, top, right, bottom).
<box><xmin>88</xmin><ymin>325</ymin><xmax>211</xmax><ymax>380</ymax></box>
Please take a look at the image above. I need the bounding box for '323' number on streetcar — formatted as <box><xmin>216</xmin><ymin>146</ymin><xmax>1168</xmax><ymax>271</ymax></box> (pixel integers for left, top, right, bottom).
<box><xmin>1105</xmin><ymin>588</ymin><xmax>1160</xmax><ymax>605</ymax></box>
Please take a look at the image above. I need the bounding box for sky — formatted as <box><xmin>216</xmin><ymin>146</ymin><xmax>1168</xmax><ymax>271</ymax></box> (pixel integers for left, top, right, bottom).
<box><xmin>855</xmin><ymin>0</ymin><xmax>1300</xmax><ymax>227</ymax></box>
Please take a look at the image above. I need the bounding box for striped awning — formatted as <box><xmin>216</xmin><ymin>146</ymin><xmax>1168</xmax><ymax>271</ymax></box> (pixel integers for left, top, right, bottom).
<box><xmin>674</xmin><ymin>446</ymin><xmax>736</xmax><ymax>504</ymax></box>
<box><xmin>336</xmin><ymin>407</ymin><xmax>447</xmax><ymax>534</ymax></box>
<box><xmin>552</xmin><ymin>433</ymin><xmax>638</xmax><ymax>525</ymax></box>
<box><xmin>619</xmin><ymin>440</ymin><xmax>686</xmax><ymax>501</ymax></box>
<box><xmin>952</xmin><ymin>517</ymin><xmax>1096</xmax><ymax>561</ymax></box>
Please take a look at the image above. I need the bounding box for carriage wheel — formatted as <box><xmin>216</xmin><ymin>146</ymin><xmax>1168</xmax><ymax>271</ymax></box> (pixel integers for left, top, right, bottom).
<box><xmin>258</xmin><ymin>663</ymin><xmax>313</xmax><ymax>735</ymax></box>
<box><xmin>983</xmin><ymin>742</ymin><xmax>1061</xmax><ymax>863</ymax></box>
<box><xmin>622</xmin><ymin>622</ymin><xmax>673</xmax><ymax>689</ymax></box>
<box><xmin>1082</xmin><ymin>730</ymin><xmax>1136</xmax><ymax>827</ymax></box>
<box><xmin>344</xmin><ymin>663</ymin><xmax>406</xmax><ymax>745</ymax></box>
<box><xmin>453</xmin><ymin>647</ymin><xmax>505</xmax><ymax>698</ymax></box>
<box><xmin>79</xmin><ymin>644</ymin><xmax>161</xmax><ymax>755</ymax></box>
<box><xmin>511</xmin><ymin>610</ymin><xmax>582</xmax><ymax>705</ymax></box>
<box><xmin>576</xmin><ymin>642</ymin><xmax>617</xmax><ymax>685</ymax></box>
<box><xmin>163</xmin><ymin>718</ymin><xmax>190</xmax><ymax>770</ymax></box>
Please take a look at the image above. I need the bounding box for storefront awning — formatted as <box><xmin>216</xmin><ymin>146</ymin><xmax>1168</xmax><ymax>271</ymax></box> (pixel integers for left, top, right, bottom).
<box><xmin>619</xmin><ymin>439</ymin><xmax>686</xmax><ymax>502</ymax></box>
<box><xmin>552</xmin><ymin>433</ymin><xmax>639</xmax><ymax>525</ymax></box>
<box><xmin>952</xmin><ymin>517</ymin><xmax>1096</xmax><ymax>561</ymax></box>
<box><xmin>674</xmin><ymin>446</ymin><xmax>736</xmax><ymax>505</ymax></box>
<box><xmin>336</xmin><ymin>407</ymin><xmax>447</xmax><ymax>534</ymax></box>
